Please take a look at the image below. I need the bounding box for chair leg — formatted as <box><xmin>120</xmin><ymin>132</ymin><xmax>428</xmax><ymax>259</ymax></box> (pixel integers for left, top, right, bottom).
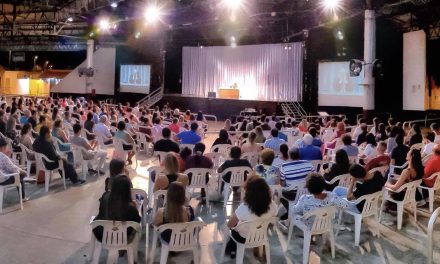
<box><xmin>235</xmin><ymin>244</ymin><xmax>245</xmax><ymax>264</ymax></box>
<box><xmin>287</xmin><ymin>218</ymin><xmax>294</xmax><ymax>245</ymax></box>
<box><xmin>429</xmin><ymin>189</ymin><xmax>434</xmax><ymax>213</ymax></box>
<box><xmin>45</xmin><ymin>171</ymin><xmax>50</xmax><ymax>192</ymax></box>
<box><xmin>329</xmin><ymin>230</ymin><xmax>335</xmax><ymax>259</ymax></box>
<box><xmin>0</xmin><ymin>188</ymin><xmax>4</xmax><ymax>213</ymax></box>
<box><xmin>61</xmin><ymin>169</ymin><xmax>66</xmax><ymax>189</ymax></box>
<box><xmin>192</xmin><ymin>247</ymin><xmax>200</xmax><ymax>264</ymax></box>
<box><xmin>149</xmin><ymin>230</ymin><xmax>158</xmax><ymax>264</ymax></box>
<box><xmin>265</xmin><ymin>242</ymin><xmax>271</xmax><ymax>264</ymax></box>
<box><xmin>413</xmin><ymin>202</ymin><xmax>417</xmax><ymax>223</ymax></box>
<box><xmin>336</xmin><ymin>209</ymin><xmax>343</xmax><ymax>236</ymax></box>
<box><xmin>127</xmin><ymin>247</ymin><xmax>134</xmax><ymax>264</ymax></box>
<box><xmin>159</xmin><ymin>245</ymin><xmax>169</xmax><ymax>264</ymax></box>
<box><xmin>18</xmin><ymin>185</ymin><xmax>23</xmax><ymax>210</ymax></box>
<box><xmin>91</xmin><ymin>242</ymin><xmax>102</xmax><ymax>264</ymax></box>
<box><xmin>302</xmin><ymin>233</ymin><xmax>312</xmax><ymax>264</ymax></box>
<box><xmin>223</xmin><ymin>186</ymin><xmax>230</xmax><ymax>207</ymax></box>
<box><xmin>87</xmin><ymin>236</ymin><xmax>96</xmax><ymax>261</ymax></box>
<box><xmin>26</xmin><ymin>162</ymin><xmax>31</xmax><ymax>177</ymax></box>
<box><xmin>379</xmin><ymin>199</ymin><xmax>385</xmax><ymax>224</ymax></box>
<box><xmin>107</xmin><ymin>249</ymin><xmax>118</xmax><ymax>264</ymax></box>
<box><xmin>219</xmin><ymin>235</ymin><xmax>228</xmax><ymax>263</ymax></box>
<box><xmin>374</xmin><ymin>214</ymin><xmax>381</xmax><ymax>238</ymax></box>
<box><xmin>397</xmin><ymin>203</ymin><xmax>403</xmax><ymax>230</ymax></box>
<box><xmin>354</xmin><ymin>216</ymin><xmax>361</xmax><ymax>246</ymax></box>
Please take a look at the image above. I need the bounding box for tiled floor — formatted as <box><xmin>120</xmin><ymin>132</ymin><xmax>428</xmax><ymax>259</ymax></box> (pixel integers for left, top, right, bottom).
<box><xmin>0</xmin><ymin>121</ymin><xmax>439</xmax><ymax>264</ymax></box>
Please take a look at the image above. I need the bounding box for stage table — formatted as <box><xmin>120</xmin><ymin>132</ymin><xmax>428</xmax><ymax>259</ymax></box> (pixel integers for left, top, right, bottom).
<box><xmin>218</xmin><ymin>88</ymin><xmax>240</xmax><ymax>99</ymax></box>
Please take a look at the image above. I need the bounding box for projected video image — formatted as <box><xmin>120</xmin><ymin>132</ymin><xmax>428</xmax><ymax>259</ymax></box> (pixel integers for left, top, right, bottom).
<box><xmin>318</xmin><ymin>61</ymin><xmax>364</xmax><ymax>96</ymax></box>
<box><xmin>120</xmin><ymin>65</ymin><xmax>151</xmax><ymax>94</ymax></box>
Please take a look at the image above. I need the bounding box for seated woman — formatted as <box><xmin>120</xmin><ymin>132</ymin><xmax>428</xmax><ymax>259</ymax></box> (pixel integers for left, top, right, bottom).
<box><xmin>321</xmin><ymin>121</ymin><xmax>346</xmax><ymax>155</ymax></box>
<box><xmin>212</xmin><ymin>129</ymin><xmax>232</xmax><ymax>148</ymax></box>
<box><xmin>93</xmin><ymin>175</ymin><xmax>141</xmax><ymax>242</ymax></box>
<box><xmin>359</xmin><ymin>133</ymin><xmax>378</xmax><ymax>164</ymax></box>
<box><xmin>255</xmin><ymin>149</ymin><xmax>280</xmax><ymax>185</ymax></box>
<box><xmin>241</xmin><ymin>132</ymin><xmax>261</xmax><ymax>153</ymax></box>
<box><xmin>385</xmin><ymin>148</ymin><xmax>424</xmax><ymax>201</ymax></box>
<box><xmin>153</xmin><ymin>182</ymin><xmax>195</xmax><ymax>242</ymax></box>
<box><xmin>19</xmin><ymin>123</ymin><xmax>34</xmax><ymax>150</ymax></box>
<box><xmin>185</xmin><ymin>143</ymin><xmax>213</xmax><ymax>197</ymax></box>
<box><xmin>323</xmin><ymin>149</ymin><xmax>350</xmax><ymax>191</ymax></box>
<box><xmin>254</xmin><ymin>126</ymin><xmax>266</xmax><ymax>143</ymax></box>
<box><xmin>51</xmin><ymin>119</ymin><xmax>73</xmax><ymax>162</ymax></box>
<box><xmin>115</xmin><ymin>121</ymin><xmax>135</xmax><ymax>165</ymax></box>
<box><xmin>154</xmin><ymin>152</ymin><xmax>189</xmax><ymax>192</ymax></box>
<box><xmin>272</xmin><ymin>143</ymin><xmax>290</xmax><ymax>167</ymax></box>
<box><xmin>225</xmin><ymin>177</ymin><xmax>277</xmax><ymax>258</ymax></box>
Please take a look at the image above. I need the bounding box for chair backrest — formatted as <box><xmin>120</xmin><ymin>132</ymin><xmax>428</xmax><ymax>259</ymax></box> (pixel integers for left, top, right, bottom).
<box><xmin>332</xmin><ymin>173</ymin><xmax>351</xmax><ymax>188</ymax></box>
<box><xmin>180</xmin><ymin>144</ymin><xmax>195</xmax><ymax>151</ymax></box>
<box><xmin>113</xmin><ymin>138</ymin><xmax>124</xmax><ymax>150</ymax></box>
<box><xmin>157</xmin><ymin>221</ymin><xmax>207</xmax><ymax>250</ymax></box>
<box><xmin>70</xmin><ymin>145</ymin><xmax>85</xmax><ymax>165</ymax></box>
<box><xmin>234</xmin><ymin>217</ymin><xmax>277</xmax><ymax>247</ymax></box>
<box><xmin>136</xmin><ymin>132</ymin><xmax>148</xmax><ymax>146</ymax></box>
<box><xmin>131</xmin><ymin>188</ymin><xmax>148</xmax><ymax>212</ymax></box>
<box><xmin>34</xmin><ymin>152</ymin><xmax>57</xmax><ymax>170</ymax></box>
<box><xmin>154</xmin><ymin>151</ymin><xmax>168</xmax><ymax>163</ymax></box>
<box><xmin>427</xmin><ymin>207</ymin><xmax>440</xmax><ymax>264</ymax></box>
<box><xmin>286</xmin><ymin>180</ymin><xmax>309</xmax><ymax>203</ymax></box>
<box><xmin>302</xmin><ymin>206</ymin><xmax>337</xmax><ymax>235</ymax></box>
<box><xmin>184</xmin><ymin>168</ymin><xmax>211</xmax><ymax>188</ymax></box>
<box><xmin>90</xmin><ymin>220</ymin><xmax>141</xmax><ymax>249</ymax></box>
<box><xmin>430</xmin><ymin>172</ymin><xmax>440</xmax><ymax>190</ymax></box>
<box><xmin>205</xmin><ymin>152</ymin><xmax>226</xmax><ymax>170</ymax></box>
<box><xmin>411</xmin><ymin>143</ymin><xmax>424</xmax><ymax>151</ymax></box>
<box><xmin>369</xmin><ymin>165</ymin><xmax>389</xmax><ymax>177</ymax></box>
<box><xmin>210</xmin><ymin>144</ymin><xmax>232</xmax><ymax>156</ymax></box>
<box><xmin>423</xmin><ymin>153</ymin><xmax>433</xmax><ymax>166</ymax></box>
<box><xmin>222</xmin><ymin>166</ymin><xmax>252</xmax><ymax>187</ymax></box>
<box><xmin>401</xmin><ymin>179</ymin><xmax>423</xmax><ymax>203</ymax></box>
<box><xmin>357</xmin><ymin>191</ymin><xmax>382</xmax><ymax>218</ymax></box>
<box><xmin>241</xmin><ymin>152</ymin><xmax>260</xmax><ymax>168</ymax></box>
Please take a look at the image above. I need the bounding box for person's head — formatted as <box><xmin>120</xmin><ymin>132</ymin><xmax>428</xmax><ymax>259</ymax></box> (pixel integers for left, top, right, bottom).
<box><xmin>108</xmin><ymin>175</ymin><xmax>133</xmax><ymax>220</ymax></box>
<box><xmin>260</xmin><ymin>149</ymin><xmax>275</xmax><ymax>166</ymax></box>
<box><xmin>0</xmin><ymin>137</ymin><xmax>9</xmax><ymax>154</ymax></box>
<box><xmin>244</xmin><ymin>176</ymin><xmax>272</xmax><ymax>217</ymax></box>
<box><xmin>303</xmin><ymin>134</ymin><xmax>314</xmax><ymax>146</ymax></box>
<box><xmin>39</xmin><ymin>126</ymin><xmax>51</xmax><ymax>140</ymax></box>
<box><xmin>109</xmin><ymin>159</ymin><xmax>126</xmax><ymax>177</ymax></box>
<box><xmin>196</xmin><ymin>111</ymin><xmax>204</xmax><ymax>121</ymax></box>
<box><xmin>358</xmin><ymin>118</ymin><xmax>366</xmax><ymax>125</ymax></box>
<box><xmin>395</xmin><ymin>134</ymin><xmax>404</xmax><ymax>146</ymax></box>
<box><xmin>389</xmin><ymin>126</ymin><xmax>399</xmax><ymax>137</ymax></box>
<box><xmin>308</xmin><ymin>127</ymin><xmax>317</xmax><ymax>138</ymax></box>
<box><xmin>224</xmin><ymin>119</ymin><xmax>231</xmax><ymax>129</ymax></box>
<box><xmin>246</xmin><ymin>123</ymin><xmax>253</xmax><ymax>132</ymax></box>
<box><xmin>180</xmin><ymin>147</ymin><xmax>192</xmax><ymax>160</ymax></box>
<box><xmin>165</xmin><ymin>182</ymin><xmax>187</xmax><ymax>223</ymax></box>
<box><xmin>73</xmin><ymin>123</ymin><xmax>82</xmax><ymax>135</ymax></box>
<box><xmin>190</xmin><ymin>122</ymin><xmax>198</xmax><ymax>131</ymax></box>
<box><xmin>194</xmin><ymin>142</ymin><xmax>206</xmax><ymax>155</ymax></box>
<box><xmin>255</xmin><ymin>126</ymin><xmax>263</xmax><ymax>135</ymax></box>
<box><xmin>289</xmin><ymin>147</ymin><xmax>300</xmax><ymax>160</ymax></box>
<box><xmin>412</xmin><ymin>123</ymin><xmax>421</xmax><ymax>134</ymax></box>
<box><xmin>162</xmin><ymin>127</ymin><xmax>171</xmax><ymax>139</ymax></box>
<box><xmin>377</xmin><ymin>141</ymin><xmax>387</xmax><ymax>154</ymax></box>
<box><xmin>270</xmin><ymin>128</ymin><xmax>279</xmax><ymax>138</ymax></box>
<box><xmin>219</xmin><ymin>129</ymin><xmax>229</xmax><ymax>141</ymax></box>
<box><xmin>366</xmin><ymin>133</ymin><xmax>377</xmax><ymax>146</ymax></box>
<box><xmin>337</xmin><ymin>122</ymin><xmax>345</xmax><ymax>132</ymax></box>
<box><xmin>388</xmin><ymin>117</ymin><xmax>396</xmax><ymax>127</ymax></box>
<box><xmin>426</xmin><ymin>132</ymin><xmax>436</xmax><ymax>143</ymax></box>
<box><xmin>378</xmin><ymin>123</ymin><xmax>386</xmax><ymax>134</ymax></box>
<box><xmin>172</xmin><ymin>118</ymin><xmax>178</xmax><ymax>124</ymax></box>
<box><xmin>230</xmin><ymin>146</ymin><xmax>242</xmax><ymax>159</ymax></box>
<box><xmin>99</xmin><ymin>115</ymin><xmax>107</xmax><ymax>124</ymax></box>
<box><xmin>64</xmin><ymin>111</ymin><xmax>70</xmax><ymax>120</ymax></box>
<box><xmin>21</xmin><ymin>123</ymin><xmax>31</xmax><ymax>136</ymax></box>
<box><xmin>349</xmin><ymin>164</ymin><xmax>367</xmax><ymax>179</ymax></box>
<box><xmin>275</xmin><ymin>122</ymin><xmax>282</xmax><ymax>131</ymax></box>
<box><xmin>407</xmin><ymin>149</ymin><xmax>424</xmax><ymax>179</ymax></box>
<box><xmin>335</xmin><ymin>149</ymin><xmax>350</xmax><ymax>169</ymax></box>
<box><xmin>342</xmin><ymin>134</ymin><xmax>352</xmax><ymax>146</ymax></box>
<box><xmin>434</xmin><ymin>144</ymin><xmax>440</xmax><ymax>156</ymax></box>
<box><xmin>430</xmin><ymin>123</ymin><xmax>440</xmax><ymax>133</ymax></box>
<box><xmin>305</xmin><ymin>173</ymin><xmax>326</xmax><ymax>195</ymax></box>
<box><xmin>163</xmin><ymin>152</ymin><xmax>180</xmax><ymax>175</ymax></box>
<box><xmin>117</xmin><ymin>121</ymin><xmax>125</xmax><ymax>131</ymax></box>
<box><xmin>280</xmin><ymin>143</ymin><xmax>289</xmax><ymax>159</ymax></box>
<box><xmin>53</xmin><ymin>119</ymin><xmax>62</xmax><ymax>129</ymax></box>
<box><xmin>248</xmin><ymin>132</ymin><xmax>257</xmax><ymax>144</ymax></box>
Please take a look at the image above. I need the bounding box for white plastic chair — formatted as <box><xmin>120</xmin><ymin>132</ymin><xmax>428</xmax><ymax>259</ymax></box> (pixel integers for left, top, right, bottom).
<box><xmin>210</xmin><ymin>144</ymin><xmax>232</xmax><ymax>156</ymax></box>
<box><xmin>147</xmin><ymin>166</ymin><xmax>164</xmax><ymax>208</ymax></box>
<box><xmin>153</xmin><ymin>151</ymin><xmax>168</xmax><ymax>163</ymax></box>
<box><xmin>337</xmin><ymin>191</ymin><xmax>382</xmax><ymax>246</ymax></box>
<box><xmin>135</xmin><ymin>132</ymin><xmax>151</xmax><ymax>154</ymax></box>
<box><xmin>52</xmin><ymin>137</ymin><xmax>71</xmax><ymax>158</ymax></box>
<box><xmin>283</xmin><ymin>181</ymin><xmax>309</xmax><ymax>205</ymax></box>
<box><xmin>221</xmin><ymin>167</ymin><xmax>252</xmax><ymax>207</ymax></box>
<box><xmin>219</xmin><ymin>217</ymin><xmax>277</xmax><ymax>264</ymax></box>
<box><xmin>379</xmin><ymin>179</ymin><xmax>422</xmax><ymax>230</ymax></box>
<box><xmin>388</xmin><ymin>162</ymin><xmax>408</xmax><ymax>180</ymax></box>
<box><xmin>180</xmin><ymin>143</ymin><xmax>195</xmax><ymax>151</ymax></box>
<box><xmin>34</xmin><ymin>152</ymin><xmax>66</xmax><ymax>192</ymax></box>
<box><xmin>131</xmin><ymin>188</ymin><xmax>149</xmax><ymax>226</ymax></box>
<box><xmin>71</xmin><ymin>145</ymin><xmax>89</xmax><ymax>180</ymax></box>
<box><xmin>88</xmin><ymin>220</ymin><xmax>141</xmax><ymax>264</ymax></box>
<box><xmin>418</xmin><ymin>172</ymin><xmax>440</xmax><ymax>213</ymax></box>
<box><xmin>0</xmin><ymin>172</ymin><xmax>23</xmax><ymax>213</ymax></box>
<box><xmin>369</xmin><ymin>165</ymin><xmax>390</xmax><ymax>179</ymax></box>
<box><xmin>95</xmin><ymin>133</ymin><xmax>113</xmax><ymax>150</ymax></box>
<box><xmin>184</xmin><ymin>168</ymin><xmax>212</xmax><ymax>208</ymax></box>
<box><xmin>325</xmin><ymin>173</ymin><xmax>351</xmax><ymax>188</ymax></box>
<box><xmin>19</xmin><ymin>144</ymin><xmax>36</xmax><ymax>177</ymax></box>
<box><xmin>427</xmin><ymin>207</ymin><xmax>440</xmax><ymax>264</ymax></box>
<box><xmin>287</xmin><ymin>206</ymin><xmax>337</xmax><ymax>264</ymax></box>
<box><xmin>205</xmin><ymin>152</ymin><xmax>226</xmax><ymax>171</ymax></box>
<box><xmin>150</xmin><ymin>220</ymin><xmax>206</xmax><ymax>264</ymax></box>
<box><xmin>113</xmin><ymin>138</ymin><xmax>138</xmax><ymax>169</ymax></box>
<box><xmin>241</xmin><ymin>152</ymin><xmax>260</xmax><ymax>168</ymax></box>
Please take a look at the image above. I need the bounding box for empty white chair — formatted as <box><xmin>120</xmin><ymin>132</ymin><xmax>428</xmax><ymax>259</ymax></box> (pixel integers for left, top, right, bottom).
<box><xmin>135</xmin><ymin>132</ymin><xmax>152</xmax><ymax>154</ymax></box>
<box><xmin>210</xmin><ymin>144</ymin><xmax>233</xmax><ymax>156</ymax></box>
<box><xmin>221</xmin><ymin>167</ymin><xmax>252</xmax><ymax>207</ymax></box>
<box><xmin>19</xmin><ymin>144</ymin><xmax>36</xmax><ymax>177</ymax></box>
<box><xmin>88</xmin><ymin>220</ymin><xmax>141</xmax><ymax>264</ymax></box>
<box><xmin>325</xmin><ymin>173</ymin><xmax>351</xmax><ymax>188</ymax></box>
<box><xmin>71</xmin><ymin>145</ymin><xmax>89</xmax><ymax>180</ymax></box>
<box><xmin>184</xmin><ymin>168</ymin><xmax>212</xmax><ymax>208</ymax></box>
<box><xmin>427</xmin><ymin>207</ymin><xmax>440</xmax><ymax>264</ymax></box>
<box><xmin>205</xmin><ymin>152</ymin><xmax>226</xmax><ymax>171</ymax></box>
<box><xmin>150</xmin><ymin>220</ymin><xmax>206</xmax><ymax>264</ymax></box>
<box><xmin>337</xmin><ymin>191</ymin><xmax>382</xmax><ymax>246</ymax></box>
<box><xmin>418</xmin><ymin>172</ymin><xmax>440</xmax><ymax>213</ymax></box>
<box><xmin>34</xmin><ymin>152</ymin><xmax>66</xmax><ymax>192</ymax></box>
<box><xmin>241</xmin><ymin>152</ymin><xmax>260</xmax><ymax>168</ymax></box>
<box><xmin>379</xmin><ymin>179</ymin><xmax>422</xmax><ymax>230</ymax></box>
<box><xmin>287</xmin><ymin>206</ymin><xmax>337</xmax><ymax>264</ymax></box>
<box><xmin>220</xmin><ymin>217</ymin><xmax>277</xmax><ymax>264</ymax></box>
<box><xmin>0</xmin><ymin>172</ymin><xmax>23</xmax><ymax>213</ymax></box>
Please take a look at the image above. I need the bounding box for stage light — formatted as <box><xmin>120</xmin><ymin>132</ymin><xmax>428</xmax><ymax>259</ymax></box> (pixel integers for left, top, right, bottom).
<box><xmin>145</xmin><ymin>5</ymin><xmax>161</xmax><ymax>24</ymax></box>
<box><xmin>98</xmin><ymin>18</ymin><xmax>111</xmax><ymax>31</ymax></box>
<box><xmin>336</xmin><ymin>30</ymin><xmax>344</xmax><ymax>40</ymax></box>
<box><xmin>67</xmin><ymin>16</ymin><xmax>74</xmax><ymax>22</ymax></box>
<box><xmin>110</xmin><ymin>1</ymin><xmax>118</xmax><ymax>8</ymax></box>
<box><xmin>134</xmin><ymin>31</ymin><xmax>141</xmax><ymax>39</ymax></box>
<box><xmin>320</xmin><ymin>0</ymin><xmax>342</xmax><ymax>13</ymax></box>
<box><xmin>223</xmin><ymin>0</ymin><xmax>242</xmax><ymax>10</ymax></box>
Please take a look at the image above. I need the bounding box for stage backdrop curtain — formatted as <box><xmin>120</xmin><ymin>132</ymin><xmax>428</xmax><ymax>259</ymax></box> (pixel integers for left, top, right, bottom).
<box><xmin>182</xmin><ymin>43</ymin><xmax>303</xmax><ymax>101</ymax></box>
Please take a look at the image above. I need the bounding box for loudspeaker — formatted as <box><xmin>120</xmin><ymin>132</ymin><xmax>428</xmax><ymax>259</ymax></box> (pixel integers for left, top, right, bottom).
<box><xmin>208</xmin><ymin>92</ymin><xmax>216</xmax><ymax>98</ymax></box>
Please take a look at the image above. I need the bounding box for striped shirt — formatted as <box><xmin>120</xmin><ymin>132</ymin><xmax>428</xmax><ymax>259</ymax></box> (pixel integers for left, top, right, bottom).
<box><xmin>280</xmin><ymin>160</ymin><xmax>314</xmax><ymax>187</ymax></box>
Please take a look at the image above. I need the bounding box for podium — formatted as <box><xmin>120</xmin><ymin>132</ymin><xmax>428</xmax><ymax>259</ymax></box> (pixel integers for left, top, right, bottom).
<box><xmin>218</xmin><ymin>88</ymin><xmax>240</xmax><ymax>99</ymax></box>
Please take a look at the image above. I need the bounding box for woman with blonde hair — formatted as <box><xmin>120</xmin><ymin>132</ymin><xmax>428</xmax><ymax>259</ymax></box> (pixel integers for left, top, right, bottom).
<box><xmin>153</xmin><ymin>152</ymin><xmax>189</xmax><ymax>191</ymax></box>
<box><xmin>254</xmin><ymin>126</ymin><xmax>266</xmax><ymax>143</ymax></box>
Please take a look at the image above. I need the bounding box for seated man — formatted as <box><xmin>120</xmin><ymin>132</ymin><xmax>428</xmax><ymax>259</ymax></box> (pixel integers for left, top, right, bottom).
<box><xmin>176</xmin><ymin>122</ymin><xmax>201</xmax><ymax>144</ymax></box>
<box><xmin>299</xmin><ymin>134</ymin><xmax>322</xmax><ymax>160</ymax></box>
<box><xmin>264</xmin><ymin>128</ymin><xmax>286</xmax><ymax>152</ymax></box>
<box><xmin>423</xmin><ymin>144</ymin><xmax>440</xmax><ymax>189</ymax></box>
<box><xmin>364</xmin><ymin>141</ymin><xmax>390</xmax><ymax>172</ymax></box>
<box><xmin>422</xmin><ymin>132</ymin><xmax>436</xmax><ymax>157</ymax></box>
<box><xmin>275</xmin><ymin>122</ymin><xmax>288</xmax><ymax>142</ymax></box>
<box><xmin>340</xmin><ymin>134</ymin><xmax>359</xmax><ymax>157</ymax></box>
<box><xmin>94</xmin><ymin>115</ymin><xmax>113</xmax><ymax>145</ymax></box>
<box><xmin>0</xmin><ymin>137</ymin><xmax>27</xmax><ymax>200</ymax></box>
<box><xmin>154</xmin><ymin>127</ymin><xmax>180</xmax><ymax>153</ymax></box>
<box><xmin>70</xmin><ymin>124</ymin><xmax>107</xmax><ymax>175</ymax></box>
<box><xmin>218</xmin><ymin>146</ymin><xmax>252</xmax><ymax>191</ymax></box>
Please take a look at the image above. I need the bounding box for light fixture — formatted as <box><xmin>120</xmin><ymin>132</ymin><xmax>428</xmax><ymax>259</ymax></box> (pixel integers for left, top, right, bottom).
<box><xmin>110</xmin><ymin>1</ymin><xmax>118</xmax><ymax>8</ymax></box>
<box><xmin>67</xmin><ymin>16</ymin><xmax>74</xmax><ymax>22</ymax></box>
<box><xmin>145</xmin><ymin>5</ymin><xmax>161</xmax><ymax>24</ymax></box>
<box><xmin>320</xmin><ymin>0</ymin><xmax>342</xmax><ymax>14</ymax></box>
<box><xmin>223</xmin><ymin>0</ymin><xmax>242</xmax><ymax>10</ymax></box>
<box><xmin>134</xmin><ymin>31</ymin><xmax>141</xmax><ymax>39</ymax></box>
<box><xmin>98</xmin><ymin>18</ymin><xmax>111</xmax><ymax>31</ymax></box>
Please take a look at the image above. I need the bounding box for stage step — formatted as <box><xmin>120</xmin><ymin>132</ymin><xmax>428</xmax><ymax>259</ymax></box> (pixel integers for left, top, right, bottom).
<box><xmin>280</xmin><ymin>101</ymin><xmax>307</xmax><ymax>120</ymax></box>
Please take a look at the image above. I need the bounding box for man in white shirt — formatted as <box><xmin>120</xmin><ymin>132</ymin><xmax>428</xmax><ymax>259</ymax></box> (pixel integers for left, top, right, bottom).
<box><xmin>94</xmin><ymin>115</ymin><xmax>113</xmax><ymax>145</ymax></box>
<box><xmin>423</xmin><ymin>132</ymin><xmax>437</xmax><ymax>156</ymax></box>
<box><xmin>0</xmin><ymin>138</ymin><xmax>27</xmax><ymax>199</ymax></box>
<box><xmin>151</xmin><ymin>117</ymin><xmax>163</xmax><ymax>143</ymax></box>
<box><xmin>430</xmin><ymin>123</ymin><xmax>440</xmax><ymax>144</ymax></box>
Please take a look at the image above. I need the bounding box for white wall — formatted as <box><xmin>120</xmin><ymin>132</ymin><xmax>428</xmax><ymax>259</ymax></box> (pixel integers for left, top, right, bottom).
<box><xmin>52</xmin><ymin>47</ymin><xmax>116</xmax><ymax>95</ymax></box>
<box><xmin>403</xmin><ymin>30</ymin><xmax>426</xmax><ymax>111</ymax></box>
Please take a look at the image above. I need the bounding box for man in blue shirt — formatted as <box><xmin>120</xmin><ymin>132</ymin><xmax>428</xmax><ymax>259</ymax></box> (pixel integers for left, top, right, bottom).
<box><xmin>299</xmin><ymin>134</ymin><xmax>323</xmax><ymax>160</ymax></box>
<box><xmin>264</xmin><ymin>128</ymin><xmax>286</xmax><ymax>152</ymax></box>
<box><xmin>275</xmin><ymin>122</ymin><xmax>288</xmax><ymax>142</ymax></box>
<box><xmin>176</xmin><ymin>122</ymin><xmax>201</xmax><ymax>144</ymax></box>
<box><xmin>340</xmin><ymin>134</ymin><xmax>359</xmax><ymax>157</ymax></box>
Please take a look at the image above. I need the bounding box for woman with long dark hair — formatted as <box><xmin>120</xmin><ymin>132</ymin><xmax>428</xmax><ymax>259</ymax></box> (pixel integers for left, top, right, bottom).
<box><xmin>272</xmin><ymin>143</ymin><xmax>290</xmax><ymax>167</ymax></box>
<box><xmin>376</xmin><ymin>123</ymin><xmax>388</xmax><ymax>142</ymax></box>
<box><xmin>324</xmin><ymin>149</ymin><xmax>350</xmax><ymax>190</ymax></box>
<box><xmin>212</xmin><ymin>129</ymin><xmax>232</xmax><ymax>147</ymax></box>
<box><xmin>93</xmin><ymin>175</ymin><xmax>141</xmax><ymax>242</ymax></box>
<box><xmin>224</xmin><ymin>177</ymin><xmax>277</xmax><ymax>258</ymax></box>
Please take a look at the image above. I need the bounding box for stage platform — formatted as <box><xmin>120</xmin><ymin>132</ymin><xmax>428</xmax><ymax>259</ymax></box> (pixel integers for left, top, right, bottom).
<box><xmin>159</xmin><ymin>94</ymin><xmax>280</xmax><ymax>120</ymax></box>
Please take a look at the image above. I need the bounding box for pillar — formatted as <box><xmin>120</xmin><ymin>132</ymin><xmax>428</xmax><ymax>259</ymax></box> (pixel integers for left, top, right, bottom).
<box><xmin>363</xmin><ymin>9</ymin><xmax>376</xmax><ymax>112</ymax></box>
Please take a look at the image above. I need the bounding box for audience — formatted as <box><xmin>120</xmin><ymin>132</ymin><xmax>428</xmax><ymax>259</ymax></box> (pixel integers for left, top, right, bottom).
<box><xmin>254</xmin><ymin>126</ymin><xmax>266</xmax><ymax>143</ymax></box>
<box><xmin>390</xmin><ymin>134</ymin><xmax>410</xmax><ymax>175</ymax></box>
<box><xmin>323</xmin><ymin>149</ymin><xmax>350</xmax><ymax>191</ymax></box>
<box><xmin>185</xmin><ymin>143</ymin><xmax>213</xmax><ymax>198</ymax></box>
<box><xmin>212</xmin><ymin>129</ymin><xmax>232</xmax><ymax>147</ymax></box>
<box><xmin>272</xmin><ymin>143</ymin><xmax>290</xmax><ymax>167</ymax></box>
<box><xmin>364</xmin><ymin>141</ymin><xmax>391</xmax><ymax>172</ymax></box>
<box><xmin>340</xmin><ymin>134</ymin><xmax>358</xmax><ymax>157</ymax></box>
<box><xmin>153</xmin><ymin>127</ymin><xmax>180</xmax><ymax>153</ymax></box>
<box><xmin>299</xmin><ymin>134</ymin><xmax>322</xmax><ymax>160</ymax></box>
<box><xmin>255</xmin><ymin>149</ymin><xmax>280</xmax><ymax>185</ymax></box>
<box><xmin>218</xmin><ymin>146</ymin><xmax>252</xmax><ymax>191</ymax></box>
<box><xmin>264</xmin><ymin>128</ymin><xmax>286</xmax><ymax>152</ymax></box>
<box><xmin>176</xmin><ymin>122</ymin><xmax>201</xmax><ymax>144</ymax></box>
<box><xmin>153</xmin><ymin>152</ymin><xmax>189</xmax><ymax>191</ymax></box>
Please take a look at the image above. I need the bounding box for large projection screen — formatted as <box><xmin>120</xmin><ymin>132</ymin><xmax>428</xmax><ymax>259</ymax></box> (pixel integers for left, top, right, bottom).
<box><xmin>120</xmin><ymin>65</ymin><xmax>151</xmax><ymax>94</ymax></box>
<box><xmin>318</xmin><ymin>61</ymin><xmax>365</xmax><ymax>107</ymax></box>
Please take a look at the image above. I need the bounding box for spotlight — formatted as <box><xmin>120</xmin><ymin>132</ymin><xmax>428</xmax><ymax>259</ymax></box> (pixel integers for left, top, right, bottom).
<box><xmin>98</xmin><ymin>18</ymin><xmax>111</xmax><ymax>31</ymax></box>
<box><xmin>67</xmin><ymin>16</ymin><xmax>74</xmax><ymax>22</ymax></box>
<box><xmin>110</xmin><ymin>1</ymin><xmax>118</xmax><ymax>8</ymax></box>
<box><xmin>223</xmin><ymin>0</ymin><xmax>242</xmax><ymax>10</ymax></box>
<box><xmin>320</xmin><ymin>0</ymin><xmax>342</xmax><ymax>13</ymax></box>
<box><xmin>134</xmin><ymin>31</ymin><xmax>141</xmax><ymax>39</ymax></box>
<box><xmin>230</xmin><ymin>36</ymin><xmax>237</xmax><ymax>48</ymax></box>
<box><xmin>145</xmin><ymin>5</ymin><xmax>161</xmax><ymax>24</ymax></box>
<box><xmin>335</xmin><ymin>29</ymin><xmax>344</xmax><ymax>40</ymax></box>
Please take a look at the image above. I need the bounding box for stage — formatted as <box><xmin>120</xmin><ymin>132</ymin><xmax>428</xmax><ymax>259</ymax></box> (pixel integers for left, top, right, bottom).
<box><xmin>159</xmin><ymin>94</ymin><xmax>281</xmax><ymax>120</ymax></box>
